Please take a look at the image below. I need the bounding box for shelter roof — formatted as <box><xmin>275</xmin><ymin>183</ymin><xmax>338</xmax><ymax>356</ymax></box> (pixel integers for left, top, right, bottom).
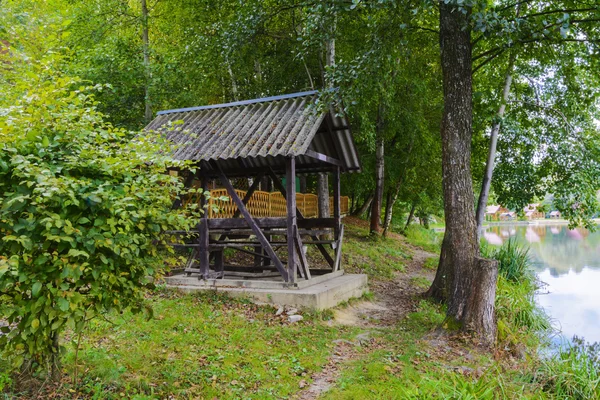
<box><xmin>145</xmin><ymin>91</ymin><xmax>360</xmax><ymax>176</ymax></box>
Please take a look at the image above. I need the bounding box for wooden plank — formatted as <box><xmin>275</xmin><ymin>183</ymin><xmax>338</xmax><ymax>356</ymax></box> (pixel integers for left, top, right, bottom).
<box><xmin>207</xmin><ymin>217</ymin><xmax>287</xmax><ymax>229</ymax></box>
<box><xmin>214</xmin><ymin>250</ymin><xmax>224</xmax><ymax>275</ymax></box>
<box><xmin>214</xmin><ymin>163</ymin><xmax>289</xmax><ymax>281</ymax></box>
<box><xmin>194</xmin><ymin>172</ymin><xmax>210</xmax><ymax>279</ymax></box>
<box><xmin>295</xmin><ymin>226</ymin><xmax>311</xmax><ymax>280</ymax></box>
<box><xmin>333</xmin><ymin>224</ymin><xmax>344</xmax><ymax>272</ymax></box>
<box><xmin>333</xmin><ymin>166</ymin><xmax>341</xmax><ymax>240</ymax></box>
<box><xmin>305</xmin><ymin>149</ymin><xmax>344</xmax><ymax>167</ymax></box>
<box><xmin>286</xmin><ymin>156</ymin><xmax>297</xmax><ymax>283</ymax></box>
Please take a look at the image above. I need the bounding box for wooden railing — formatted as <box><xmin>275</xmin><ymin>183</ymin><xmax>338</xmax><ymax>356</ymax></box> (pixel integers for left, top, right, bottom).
<box><xmin>184</xmin><ymin>189</ymin><xmax>349</xmax><ymax>219</ymax></box>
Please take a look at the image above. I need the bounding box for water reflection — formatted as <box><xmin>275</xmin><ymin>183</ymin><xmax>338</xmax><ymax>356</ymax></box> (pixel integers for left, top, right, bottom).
<box><xmin>485</xmin><ymin>223</ymin><xmax>600</xmax><ymax>343</ymax></box>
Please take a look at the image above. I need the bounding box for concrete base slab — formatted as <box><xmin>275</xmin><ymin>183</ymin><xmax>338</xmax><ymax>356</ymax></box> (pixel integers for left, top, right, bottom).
<box><xmin>165</xmin><ymin>273</ymin><xmax>368</xmax><ymax>310</ymax></box>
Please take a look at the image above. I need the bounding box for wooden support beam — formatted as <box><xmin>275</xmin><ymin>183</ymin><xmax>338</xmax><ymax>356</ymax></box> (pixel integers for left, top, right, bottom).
<box><xmin>333</xmin><ymin>166</ymin><xmax>341</xmax><ymax>240</ymax></box>
<box><xmin>198</xmin><ymin>173</ymin><xmax>210</xmax><ymax>279</ymax></box>
<box><xmin>214</xmin><ymin>162</ymin><xmax>289</xmax><ymax>281</ymax></box>
<box><xmin>333</xmin><ymin>224</ymin><xmax>344</xmax><ymax>272</ymax></box>
<box><xmin>232</xmin><ymin>171</ymin><xmax>265</xmax><ymax>218</ymax></box>
<box><xmin>286</xmin><ymin>156</ymin><xmax>297</xmax><ymax>283</ymax></box>
<box><xmin>267</xmin><ymin>167</ymin><xmax>335</xmax><ymax>267</ymax></box>
<box><xmin>207</xmin><ymin>217</ymin><xmax>287</xmax><ymax>230</ymax></box>
<box><xmin>295</xmin><ymin>227</ymin><xmax>311</xmax><ymax>280</ymax></box>
<box><xmin>305</xmin><ymin>149</ymin><xmax>344</xmax><ymax>167</ymax></box>
<box><xmin>214</xmin><ymin>250</ymin><xmax>224</xmax><ymax>276</ymax></box>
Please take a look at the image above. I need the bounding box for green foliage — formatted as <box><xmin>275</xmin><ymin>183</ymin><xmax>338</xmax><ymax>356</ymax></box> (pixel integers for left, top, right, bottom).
<box><xmin>343</xmin><ymin>224</ymin><xmax>409</xmax><ymax>280</ymax></box>
<box><xmin>487</xmin><ymin>239</ymin><xmax>532</xmax><ymax>283</ymax></box>
<box><xmin>403</xmin><ymin>225</ymin><xmax>443</xmax><ymax>253</ymax></box>
<box><xmin>538</xmin><ymin>337</ymin><xmax>600</xmax><ymax>399</ymax></box>
<box><xmin>3</xmin><ymin>290</ymin><xmax>359</xmax><ymax>399</ymax></box>
<box><xmin>0</xmin><ymin>50</ymin><xmax>197</xmax><ymax>373</ymax></box>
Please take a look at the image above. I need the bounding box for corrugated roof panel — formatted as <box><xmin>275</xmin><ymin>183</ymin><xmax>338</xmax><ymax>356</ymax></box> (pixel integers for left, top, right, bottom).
<box><xmin>145</xmin><ymin>91</ymin><xmax>361</xmax><ymax>174</ymax></box>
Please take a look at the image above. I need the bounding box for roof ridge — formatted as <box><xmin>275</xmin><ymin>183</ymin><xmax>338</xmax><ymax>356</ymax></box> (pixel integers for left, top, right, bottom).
<box><xmin>157</xmin><ymin>90</ymin><xmax>319</xmax><ymax>115</ymax></box>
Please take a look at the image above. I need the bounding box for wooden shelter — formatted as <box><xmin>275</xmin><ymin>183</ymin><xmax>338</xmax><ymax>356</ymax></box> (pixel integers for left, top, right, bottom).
<box><xmin>146</xmin><ymin>91</ymin><xmax>361</xmax><ymax>285</ymax></box>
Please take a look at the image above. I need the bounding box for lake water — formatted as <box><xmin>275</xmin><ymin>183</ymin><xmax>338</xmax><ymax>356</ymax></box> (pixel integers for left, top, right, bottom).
<box><xmin>484</xmin><ymin>223</ymin><xmax>600</xmax><ymax>345</ymax></box>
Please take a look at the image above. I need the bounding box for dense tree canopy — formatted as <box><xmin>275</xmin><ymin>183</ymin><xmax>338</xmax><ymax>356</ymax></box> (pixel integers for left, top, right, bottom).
<box><xmin>1</xmin><ymin>0</ymin><xmax>599</xmax><ymax>365</ymax></box>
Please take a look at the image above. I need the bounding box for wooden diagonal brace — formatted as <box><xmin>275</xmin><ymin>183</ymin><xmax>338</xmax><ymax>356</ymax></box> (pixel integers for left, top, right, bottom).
<box><xmin>214</xmin><ymin>163</ymin><xmax>289</xmax><ymax>281</ymax></box>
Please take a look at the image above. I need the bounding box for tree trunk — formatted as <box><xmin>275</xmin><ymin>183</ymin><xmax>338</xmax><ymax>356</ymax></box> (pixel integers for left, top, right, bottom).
<box><xmin>299</xmin><ymin>175</ymin><xmax>307</xmax><ymax>193</ymax></box>
<box><xmin>427</xmin><ymin>3</ymin><xmax>495</xmax><ymax>343</ymax></box>
<box><xmin>141</xmin><ymin>0</ymin><xmax>152</xmax><ymax>123</ymax></box>
<box><xmin>370</xmin><ymin>104</ymin><xmax>385</xmax><ymax>234</ymax></box>
<box><xmin>462</xmin><ymin>257</ymin><xmax>499</xmax><ymax>346</ymax></box>
<box><xmin>382</xmin><ymin>175</ymin><xmax>404</xmax><ymax>237</ymax></box>
<box><xmin>317</xmin><ymin>173</ymin><xmax>330</xmax><ymax>218</ymax></box>
<box><xmin>353</xmin><ymin>193</ymin><xmax>373</xmax><ymax>217</ymax></box>
<box><xmin>382</xmin><ymin>191</ymin><xmax>393</xmax><ymax>237</ymax></box>
<box><xmin>475</xmin><ymin>52</ymin><xmax>516</xmax><ymax>241</ymax></box>
<box><xmin>226</xmin><ymin>56</ymin><xmax>239</xmax><ymax>101</ymax></box>
<box><xmin>404</xmin><ymin>199</ymin><xmax>417</xmax><ymax>232</ymax></box>
<box><xmin>50</xmin><ymin>331</ymin><xmax>61</xmax><ymax>380</ymax></box>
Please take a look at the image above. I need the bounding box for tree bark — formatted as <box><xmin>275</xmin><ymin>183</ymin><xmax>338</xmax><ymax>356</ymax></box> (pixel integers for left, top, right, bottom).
<box><xmin>427</xmin><ymin>3</ymin><xmax>492</xmax><ymax>340</ymax></box>
<box><xmin>141</xmin><ymin>0</ymin><xmax>152</xmax><ymax>123</ymax></box>
<box><xmin>317</xmin><ymin>173</ymin><xmax>330</xmax><ymax>218</ymax></box>
<box><xmin>462</xmin><ymin>257</ymin><xmax>499</xmax><ymax>347</ymax></box>
<box><xmin>475</xmin><ymin>52</ymin><xmax>516</xmax><ymax>241</ymax></box>
<box><xmin>404</xmin><ymin>199</ymin><xmax>418</xmax><ymax>232</ymax></box>
<box><xmin>353</xmin><ymin>193</ymin><xmax>373</xmax><ymax>217</ymax></box>
<box><xmin>226</xmin><ymin>58</ymin><xmax>239</xmax><ymax>101</ymax></box>
<box><xmin>299</xmin><ymin>175</ymin><xmax>307</xmax><ymax>193</ymax></box>
<box><xmin>383</xmin><ymin>174</ymin><xmax>405</xmax><ymax>237</ymax></box>
<box><xmin>370</xmin><ymin>104</ymin><xmax>385</xmax><ymax>234</ymax></box>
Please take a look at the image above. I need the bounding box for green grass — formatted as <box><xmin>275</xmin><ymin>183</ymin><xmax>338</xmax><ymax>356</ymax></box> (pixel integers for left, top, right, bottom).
<box><xmin>343</xmin><ymin>224</ymin><xmax>411</xmax><ymax>280</ymax></box>
<box><xmin>403</xmin><ymin>225</ymin><xmax>443</xmax><ymax>253</ymax></box>
<box><xmin>423</xmin><ymin>256</ymin><xmax>439</xmax><ymax>270</ymax></box>
<box><xmin>321</xmin><ymin>300</ymin><xmax>545</xmax><ymax>399</ymax></box>
<box><xmin>409</xmin><ymin>276</ymin><xmax>431</xmax><ymax>290</ymax></box>
<box><xmin>3</xmin><ymin>290</ymin><xmax>361</xmax><ymax>399</ymax></box>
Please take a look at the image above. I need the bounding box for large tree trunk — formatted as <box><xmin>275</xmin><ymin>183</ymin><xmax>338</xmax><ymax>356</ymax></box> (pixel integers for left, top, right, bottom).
<box><xmin>475</xmin><ymin>52</ymin><xmax>516</xmax><ymax>240</ymax></box>
<box><xmin>317</xmin><ymin>173</ymin><xmax>330</xmax><ymax>218</ymax></box>
<box><xmin>141</xmin><ymin>0</ymin><xmax>152</xmax><ymax>123</ymax></box>
<box><xmin>427</xmin><ymin>3</ymin><xmax>496</xmax><ymax>346</ymax></box>
<box><xmin>370</xmin><ymin>104</ymin><xmax>385</xmax><ymax>234</ymax></box>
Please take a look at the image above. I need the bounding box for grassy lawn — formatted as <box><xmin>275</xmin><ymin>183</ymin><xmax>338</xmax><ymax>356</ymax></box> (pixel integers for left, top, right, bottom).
<box><xmin>3</xmin><ymin>218</ymin><xmax>596</xmax><ymax>399</ymax></box>
<box><xmin>342</xmin><ymin>223</ymin><xmax>412</xmax><ymax>280</ymax></box>
<box><xmin>13</xmin><ymin>290</ymin><xmax>359</xmax><ymax>399</ymax></box>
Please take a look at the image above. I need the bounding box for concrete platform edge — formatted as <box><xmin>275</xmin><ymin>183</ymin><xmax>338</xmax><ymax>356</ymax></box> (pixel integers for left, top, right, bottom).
<box><xmin>165</xmin><ymin>273</ymin><xmax>368</xmax><ymax>310</ymax></box>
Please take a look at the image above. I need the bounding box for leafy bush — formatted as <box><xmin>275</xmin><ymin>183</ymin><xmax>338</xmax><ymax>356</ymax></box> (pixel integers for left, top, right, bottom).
<box><xmin>0</xmin><ymin>54</ymin><xmax>196</xmax><ymax>376</ymax></box>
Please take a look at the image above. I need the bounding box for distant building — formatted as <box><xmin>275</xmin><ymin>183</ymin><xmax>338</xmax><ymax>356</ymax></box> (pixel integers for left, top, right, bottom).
<box><xmin>486</xmin><ymin>205</ymin><xmax>509</xmax><ymax>221</ymax></box>
<box><xmin>499</xmin><ymin>211</ymin><xmax>516</xmax><ymax>221</ymax></box>
<box><xmin>523</xmin><ymin>204</ymin><xmax>544</xmax><ymax>220</ymax></box>
<box><xmin>549</xmin><ymin>210</ymin><xmax>561</xmax><ymax>219</ymax></box>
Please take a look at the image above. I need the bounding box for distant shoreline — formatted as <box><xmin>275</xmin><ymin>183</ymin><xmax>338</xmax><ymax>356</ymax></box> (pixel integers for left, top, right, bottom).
<box><xmin>484</xmin><ymin>219</ymin><xmax>600</xmax><ymax>227</ymax></box>
<box><xmin>431</xmin><ymin>219</ymin><xmax>600</xmax><ymax>232</ymax></box>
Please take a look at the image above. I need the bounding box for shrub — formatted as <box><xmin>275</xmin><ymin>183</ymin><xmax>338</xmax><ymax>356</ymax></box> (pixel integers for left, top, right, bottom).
<box><xmin>0</xmin><ymin>52</ymin><xmax>197</xmax><ymax>376</ymax></box>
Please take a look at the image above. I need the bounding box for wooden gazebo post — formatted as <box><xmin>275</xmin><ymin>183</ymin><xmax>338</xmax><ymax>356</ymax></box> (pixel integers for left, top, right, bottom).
<box><xmin>286</xmin><ymin>156</ymin><xmax>297</xmax><ymax>283</ymax></box>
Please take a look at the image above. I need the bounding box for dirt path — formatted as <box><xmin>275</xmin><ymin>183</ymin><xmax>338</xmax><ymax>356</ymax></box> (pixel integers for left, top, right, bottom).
<box><xmin>297</xmin><ymin>242</ymin><xmax>437</xmax><ymax>399</ymax></box>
